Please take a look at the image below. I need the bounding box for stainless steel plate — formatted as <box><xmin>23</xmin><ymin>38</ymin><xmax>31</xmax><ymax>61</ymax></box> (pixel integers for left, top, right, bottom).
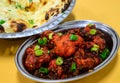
<box><xmin>15</xmin><ymin>20</ymin><xmax>120</xmax><ymax>83</ymax></box>
<box><xmin>0</xmin><ymin>0</ymin><xmax>76</xmax><ymax>39</ymax></box>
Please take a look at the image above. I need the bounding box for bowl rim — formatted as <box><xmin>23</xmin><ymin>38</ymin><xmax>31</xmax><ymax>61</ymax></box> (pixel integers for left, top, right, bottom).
<box><xmin>15</xmin><ymin>20</ymin><xmax>120</xmax><ymax>83</ymax></box>
<box><xmin>0</xmin><ymin>0</ymin><xmax>76</xmax><ymax>39</ymax></box>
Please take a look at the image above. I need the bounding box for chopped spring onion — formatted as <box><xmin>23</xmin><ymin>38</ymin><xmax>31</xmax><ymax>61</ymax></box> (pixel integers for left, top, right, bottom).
<box><xmin>100</xmin><ymin>48</ymin><xmax>110</xmax><ymax>60</ymax></box>
<box><xmin>48</xmin><ymin>33</ymin><xmax>53</xmax><ymax>39</ymax></box>
<box><xmin>90</xmin><ymin>29</ymin><xmax>97</xmax><ymax>35</ymax></box>
<box><xmin>39</xmin><ymin>67</ymin><xmax>49</xmax><ymax>74</ymax></box>
<box><xmin>91</xmin><ymin>44</ymin><xmax>99</xmax><ymax>52</ymax></box>
<box><xmin>93</xmin><ymin>44</ymin><xmax>99</xmax><ymax>48</ymax></box>
<box><xmin>91</xmin><ymin>47</ymin><xmax>98</xmax><ymax>52</ymax></box>
<box><xmin>87</xmin><ymin>23</ymin><xmax>94</xmax><ymax>27</ymax></box>
<box><xmin>56</xmin><ymin>57</ymin><xmax>63</xmax><ymax>65</ymax></box>
<box><xmin>47</xmin><ymin>50</ymin><xmax>50</xmax><ymax>54</ymax></box>
<box><xmin>70</xmin><ymin>62</ymin><xmax>76</xmax><ymax>72</ymax></box>
<box><xmin>0</xmin><ymin>20</ymin><xmax>6</xmax><ymax>25</ymax></box>
<box><xmin>35</xmin><ymin>49</ymin><xmax>43</xmax><ymax>56</ymax></box>
<box><xmin>57</xmin><ymin>33</ymin><xmax>63</xmax><ymax>36</ymax></box>
<box><xmin>34</xmin><ymin>45</ymin><xmax>40</xmax><ymax>51</ymax></box>
<box><xmin>70</xmin><ymin>34</ymin><xmax>78</xmax><ymax>41</ymax></box>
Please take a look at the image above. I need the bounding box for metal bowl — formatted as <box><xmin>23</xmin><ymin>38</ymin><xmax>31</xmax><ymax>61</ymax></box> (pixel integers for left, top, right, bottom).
<box><xmin>15</xmin><ymin>20</ymin><xmax>120</xmax><ymax>83</ymax></box>
<box><xmin>0</xmin><ymin>0</ymin><xmax>76</xmax><ymax>39</ymax></box>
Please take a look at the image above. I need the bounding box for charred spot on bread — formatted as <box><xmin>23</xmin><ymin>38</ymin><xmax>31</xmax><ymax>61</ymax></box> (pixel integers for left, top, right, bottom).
<box><xmin>0</xmin><ymin>25</ymin><xmax>5</xmax><ymax>33</ymax></box>
<box><xmin>10</xmin><ymin>20</ymin><xmax>27</xmax><ymax>32</ymax></box>
<box><xmin>0</xmin><ymin>0</ymin><xmax>71</xmax><ymax>33</ymax></box>
<box><xmin>43</xmin><ymin>1</ymin><xmax>47</xmax><ymax>6</ymax></box>
<box><xmin>62</xmin><ymin>0</ymin><xmax>65</xmax><ymax>2</ymax></box>
<box><xmin>16</xmin><ymin>23</ymin><xmax>27</xmax><ymax>32</ymax></box>
<box><xmin>62</xmin><ymin>3</ymin><xmax>70</xmax><ymax>12</ymax></box>
<box><xmin>8</xmin><ymin>0</ymin><xmax>12</xmax><ymax>4</ymax></box>
<box><xmin>45</xmin><ymin>13</ymin><xmax>49</xmax><ymax>20</ymax></box>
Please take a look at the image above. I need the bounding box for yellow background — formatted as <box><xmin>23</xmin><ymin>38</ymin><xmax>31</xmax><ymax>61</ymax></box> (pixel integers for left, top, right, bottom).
<box><xmin>0</xmin><ymin>0</ymin><xmax>120</xmax><ymax>83</ymax></box>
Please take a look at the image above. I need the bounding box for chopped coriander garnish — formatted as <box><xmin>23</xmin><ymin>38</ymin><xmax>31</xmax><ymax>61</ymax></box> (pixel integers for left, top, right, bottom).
<box><xmin>8</xmin><ymin>9</ymin><xmax>12</xmax><ymax>11</ymax></box>
<box><xmin>28</xmin><ymin>19</ymin><xmax>34</xmax><ymax>25</ymax></box>
<box><xmin>15</xmin><ymin>2</ymin><xmax>24</xmax><ymax>9</ymax></box>
<box><xmin>28</xmin><ymin>19</ymin><xmax>35</xmax><ymax>27</ymax></box>
<box><xmin>100</xmin><ymin>48</ymin><xmax>110</xmax><ymax>60</ymax></box>
<box><xmin>0</xmin><ymin>20</ymin><xmax>6</xmax><ymax>25</ymax></box>
<box><xmin>29</xmin><ymin>0</ymin><xmax>33</xmax><ymax>2</ymax></box>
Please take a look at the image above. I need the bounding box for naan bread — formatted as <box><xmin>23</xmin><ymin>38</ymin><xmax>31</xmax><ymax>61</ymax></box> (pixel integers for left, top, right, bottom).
<box><xmin>0</xmin><ymin>0</ymin><xmax>70</xmax><ymax>33</ymax></box>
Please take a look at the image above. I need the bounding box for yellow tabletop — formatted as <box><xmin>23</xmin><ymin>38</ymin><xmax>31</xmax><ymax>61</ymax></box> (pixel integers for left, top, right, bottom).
<box><xmin>0</xmin><ymin>0</ymin><xmax>120</xmax><ymax>83</ymax></box>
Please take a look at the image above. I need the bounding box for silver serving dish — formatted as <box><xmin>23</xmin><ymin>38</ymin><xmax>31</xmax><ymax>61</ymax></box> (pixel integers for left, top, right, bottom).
<box><xmin>15</xmin><ymin>20</ymin><xmax>120</xmax><ymax>83</ymax></box>
<box><xmin>0</xmin><ymin>0</ymin><xmax>76</xmax><ymax>39</ymax></box>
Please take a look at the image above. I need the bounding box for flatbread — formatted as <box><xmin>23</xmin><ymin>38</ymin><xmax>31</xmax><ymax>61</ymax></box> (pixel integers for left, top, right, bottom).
<box><xmin>0</xmin><ymin>0</ymin><xmax>70</xmax><ymax>33</ymax></box>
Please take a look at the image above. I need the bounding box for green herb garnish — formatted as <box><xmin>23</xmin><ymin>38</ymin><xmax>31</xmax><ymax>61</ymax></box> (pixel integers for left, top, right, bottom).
<box><xmin>56</xmin><ymin>57</ymin><xmax>63</xmax><ymax>65</ymax></box>
<box><xmin>47</xmin><ymin>50</ymin><xmax>50</xmax><ymax>54</ymax></box>
<box><xmin>38</xmin><ymin>37</ymin><xmax>48</xmax><ymax>45</ymax></box>
<box><xmin>70</xmin><ymin>34</ymin><xmax>78</xmax><ymax>41</ymax></box>
<box><xmin>15</xmin><ymin>2</ymin><xmax>24</xmax><ymax>9</ymax></box>
<box><xmin>100</xmin><ymin>48</ymin><xmax>110</xmax><ymax>60</ymax></box>
<box><xmin>35</xmin><ymin>49</ymin><xmax>43</xmax><ymax>56</ymax></box>
<box><xmin>57</xmin><ymin>32</ymin><xmax>63</xmax><ymax>36</ymax></box>
<box><xmin>28</xmin><ymin>19</ymin><xmax>34</xmax><ymax>25</ymax></box>
<box><xmin>91</xmin><ymin>44</ymin><xmax>99</xmax><ymax>52</ymax></box>
<box><xmin>28</xmin><ymin>19</ymin><xmax>35</xmax><ymax>27</ymax></box>
<box><xmin>38</xmin><ymin>38</ymin><xmax>44</xmax><ymax>45</ymax></box>
<box><xmin>48</xmin><ymin>33</ymin><xmax>53</xmax><ymax>39</ymax></box>
<box><xmin>8</xmin><ymin>9</ymin><xmax>12</xmax><ymax>11</ymax></box>
<box><xmin>43</xmin><ymin>37</ymin><xmax>48</xmax><ymax>44</ymax></box>
<box><xmin>87</xmin><ymin>23</ymin><xmax>94</xmax><ymax>27</ymax></box>
<box><xmin>70</xmin><ymin>62</ymin><xmax>76</xmax><ymax>72</ymax></box>
<box><xmin>90</xmin><ymin>29</ymin><xmax>97</xmax><ymax>35</ymax></box>
<box><xmin>0</xmin><ymin>20</ymin><xmax>6</xmax><ymax>25</ymax></box>
<box><xmin>39</xmin><ymin>67</ymin><xmax>49</xmax><ymax>74</ymax></box>
<box><xmin>29</xmin><ymin>0</ymin><xmax>33</xmax><ymax>2</ymax></box>
<box><xmin>34</xmin><ymin>45</ymin><xmax>40</xmax><ymax>51</ymax></box>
